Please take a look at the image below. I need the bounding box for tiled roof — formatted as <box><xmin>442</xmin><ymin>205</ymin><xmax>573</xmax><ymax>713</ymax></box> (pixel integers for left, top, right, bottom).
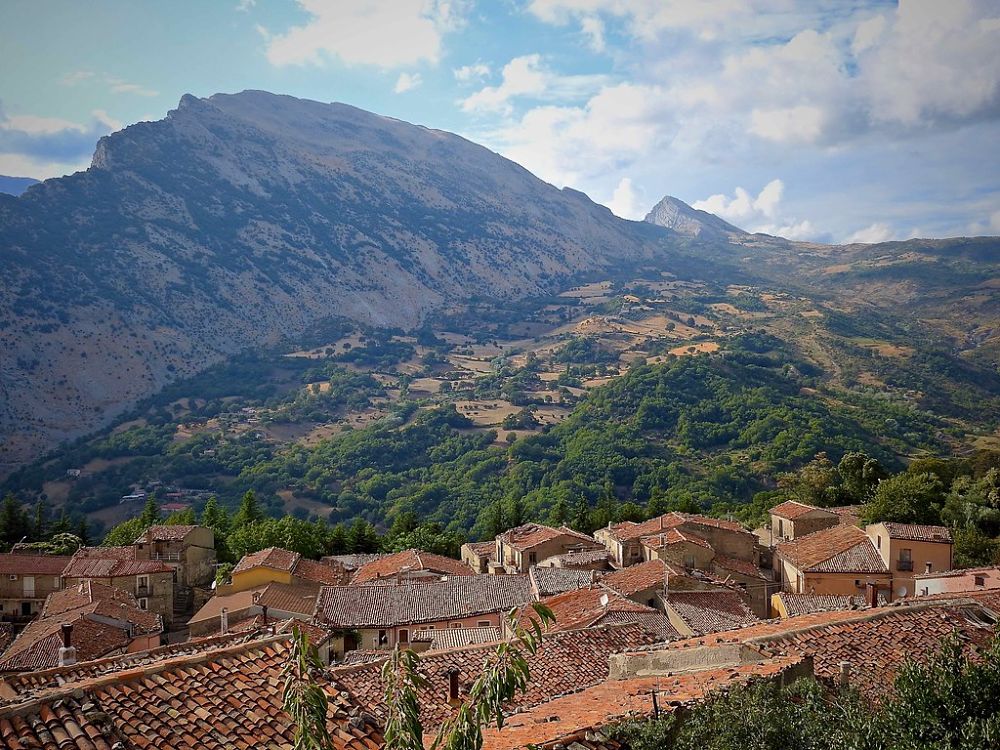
<box><xmin>773</xmin><ymin>592</ymin><xmax>869</xmax><ymax>617</ymax></box>
<box><xmin>315</xmin><ymin>575</ymin><xmax>533</xmax><ymax>628</ymax></box>
<box><xmin>665</xmin><ymin>591</ymin><xmax>760</xmax><ymax>635</ymax></box>
<box><xmin>411</xmin><ymin>626</ymin><xmax>502</xmax><ymax>651</ymax></box>
<box><xmin>0</xmin><ymin>582</ymin><xmax>163</xmax><ymax>673</ymax></box>
<box><xmin>479</xmin><ymin>655</ymin><xmax>801</xmax><ymax>750</ymax></box>
<box><xmin>0</xmin><ymin>631</ymin><xmax>253</xmax><ymax>701</ymax></box>
<box><xmin>350</xmin><ymin>549</ymin><xmax>473</xmax><ymax>583</ymax></box>
<box><xmin>880</xmin><ymin>522</ymin><xmax>953</xmax><ymax>543</ymax></box>
<box><xmin>827</xmin><ymin>505</ymin><xmax>863</xmax><ymax>521</ymax></box>
<box><xmin>334</xmin><ymin>623</ymin><xmax>660</xmax><ymax>730</ymax></box>
<box><xmin>498</xmin><ymin>523</ymin><xmax>599</xmax><ymax>551</ymax></box>
<box><xmin>322</xmin><ymin>553</ymin><xmax>387</xmax><ymax>571</ymax></box>
<box><xmin>769</xmin><ymin>500</ymin><xmax>835</xmax><ymax>520</ymax></box>
<box><xmin>604</xmin><ymin>512</ymin><xmax>747</xmax><ymax>542</ymax></box>
<box><xmin>601</xmin><ymin>559</ymin><xmax>671</xmax><ymax>596</ymax></box>
<box><xmin>754</xmin><ymin>602</ymin><xmax>996</xmax><ymax>699</ymax></box>
<box><xmin>0</xmin><ymin>637</ymin><xmax>384</xmax><ymax>750</ymax></box>
<box><xmin>913</xmin><ymin>564</ymin><xmax>1000</xmax><ymax>580</ymax></box>
<box><xmin>712</xmin><ymin>555</ymin><xmax>768</xmax><ymax>579</ymax></box>
<box><xmin>777</xmin><ymin>524</ymin><xmax>887</xmax><ymax>573</ymax></box>
<box><xmin>189</xmin><ymin>581</ymin><xmax>319</xmax><ymax>626</ymax></box>
<box><xmin>641</xmin><ymin>527</ymin><xmax>713</xmax><ymax>550</ymax></box>
<box><xmin>0</xmin><ymin>554</ymin><xmax>73</xmax><ymax>576</ymax></box>
<box><xmin>529</xmin><ymin>566</ymin><xmax>597</xmax><ymax>597</ymax></box>
<box><xmin>595</xmin><ymin>610</ymin><xmax>681</xmax><ymax>641</ymax></box>
<box><xmin>232</xmin><ymin>546</ymin><xmax>300</xmax><ymax>574</ymax></box>
<box><xmin>525</xmin><ymin>586</ymin><xmax>655</xmax><ymax>633</ymax></box>
<box><xmin>132</xmin><ymin>524</ymin><xmax>200</xmax><ymax>543</ymax></box>
<box><xmin>463</xmin><ymin>541</ymin><xmax>496</xmax><ymax>557</ymax></box>
<box><xmin>293</xmin><ymin>557</ymin><xmax>351</xmax><ymax>586</ymax></box>
<box><xmin>546</xmin><ymin>549</ymin><xmax>611</xmax><ymax>567</ymax></box>
<box><xmin>62</xmin><ymin>547</ymin><xmax>172</xmax><ymax>578</ymax></box>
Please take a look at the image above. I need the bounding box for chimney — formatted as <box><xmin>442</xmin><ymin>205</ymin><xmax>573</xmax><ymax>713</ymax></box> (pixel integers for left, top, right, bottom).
<box><xmin>838</xmin><ymin>661</ymin><xmax>851</xmax><ymax>689</ymax></box>
<box><xmin>58</xmin><ymin>624</ymin><xmax>77</xmax><ymax>667</ymax></box>
<box><xmin>659</xmin><ymin>516</ymin><xmax>664</xmax><ymax>530</ymax></box>
<box><xmin>866</xmin><ymin>582</ymin><xmax>879</xmax><ymax>608</ymax></box>
<box><xmin>925</xmin><ymin>561</ymin><xmax>932</xmax><ymax>574</ymax></box>
<box><xmin>261</xmin><ymin>605</ymin><xmax>269</xmax><ymax>626</ymax></box>
<box><xmin>220</xmin><ymin>607</ymin><xmax>229</xmax><ymax>634</ymax></box>
<box><xmin>447</xmin><ymin>669</ymin><xmax>460</xmax><ymax>704</ymax></box>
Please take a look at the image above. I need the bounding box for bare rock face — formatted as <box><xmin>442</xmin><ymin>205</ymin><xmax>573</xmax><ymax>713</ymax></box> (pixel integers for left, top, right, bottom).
<box><xmin>0</xmin><ymin>90</ymin><xmax>677</xmax><ymax>472</ymax></box>
<box><xmin>644</xmin><ymin>195</ymin><xmax>746</xmax><ymax>239</ymax></box>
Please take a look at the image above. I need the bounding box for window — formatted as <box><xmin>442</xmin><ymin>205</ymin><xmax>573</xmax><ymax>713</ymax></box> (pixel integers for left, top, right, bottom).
<box><xmin>900</xmin><ymin>548</ymin><xmax>912</xmax><ymax>561</ymax></box>
<box><xmin>876</xmin><ymin>535</ymin><xmax>881</xmax><ymax>549</ymax></box>
<box><xmin>138</xmin><ymin>598</ymin><xmax>148</xmax><ymax>610</ymax></box>
<box><xmin>450</xmin><ymin>622</ymin><xmax>462</xmax><ymax>629</ymax></box>
<box><xmin>378</xmin><ymin>630</ymin><xmax>388</xmax><ymax>646</ymax></box>
<box><xmin>399</xmin><ymin>629</ymin><xmax>409</xmax><ymax>644</ymax></box>
<box><xmin>975</xmin><ymin>575</ymin><xmax>986</xmax><ymax>587</ymax></box>
<box><xmin>8</xmin><ymin>574</ymin><xmax>16</xmax><ymax>581</ymax></box>
<box><xmin>778</xmin><ymin>520</ymin><xmax>784</xmax><ymax>538</ymax></box>
<box><xmin>477</xmin><ymin>621</ymin><xmax>490</xmax><ymax>628</ymax></box>
<box><xmin>528</xmin><ymin>552</ymin><xmax>537</xmax><ymax>564</ymax></box>
<box><xmin>53</xmin><ymin>577</ymin><xmax>61</xmax><ymax>589</ymax></box>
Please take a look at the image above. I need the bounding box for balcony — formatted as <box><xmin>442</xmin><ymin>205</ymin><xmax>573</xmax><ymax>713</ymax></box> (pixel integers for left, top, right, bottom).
<box><xmin>152</xmin><ymin>552</ymin><xmax>181</xmax><ymax>562</ymax></box>
<box><xmin>136</xmin><ymin>584</ymin><xmax>150</xmax><ymax>596</ymax></box>
<box><xmin>896</xmin><ymin>559</ymin><xmax>914</xmax><ymax>572</ymax></box>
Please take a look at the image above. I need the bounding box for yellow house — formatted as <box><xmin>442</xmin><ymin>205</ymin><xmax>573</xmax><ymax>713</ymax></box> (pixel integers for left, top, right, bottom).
<box><xmin>865</xmin><ymin>522</ymin><xmax>953</xmax><ymax>599</ymax></box>
<box><xmin>775</xmin><ymin>524</ymin><xmax>890</xmax><ymax>597</ymax></box>
<box><xmin>226</xmin><ymin>547</ymin><xmax>347</xmax><ymax>594</ymax></box>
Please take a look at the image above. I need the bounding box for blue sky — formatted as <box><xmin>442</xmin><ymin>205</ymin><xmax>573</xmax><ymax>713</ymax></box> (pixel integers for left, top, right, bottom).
<box><xmin>1</xmin><ymin>0</ymin><xmax>999</xmax><ymax>242</ymax></box>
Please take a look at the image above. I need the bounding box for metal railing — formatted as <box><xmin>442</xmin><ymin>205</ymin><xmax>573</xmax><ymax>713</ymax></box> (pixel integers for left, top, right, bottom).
<box><xmin>896</xmin><ymin>559</ymin><xmax>913</xmax><ymax>571</ymax></box>
<box><xmin>152</xmin><ymin>552</ymin><xmax>181</xmax><ymax>561</ymax></box>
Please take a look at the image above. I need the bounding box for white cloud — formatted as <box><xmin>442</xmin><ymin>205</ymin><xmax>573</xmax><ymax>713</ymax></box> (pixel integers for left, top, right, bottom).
<box><xmin>852</xmin><ymin>14</ymin><xmax>886</xmax><ymax>55</ymax></box>
<box><xmin>693</xmin><ymin>179</ymin><xmax>785</xmax><ymax>223</ymax></box>
<box><xmin>462</xmin><ymin>54</ymin><xmax>608</xmax><ymax>114</ymax></box>
<box><xmin>264</xmin><ymin>0</ymin><xmax>467</xmax><ymax>69</ymax></box>
<box><xmin>754</xmin><ymin>219</ymin><xmax>818</xmax><ymax>241</ymax></box>
<box><xmin>483</xmin><ymin>82</ymin><xmax>673</xmax><ymax>187</ymax></box>
<box><xmin>580</xmin><ymin>16</ymin><xmax>605</xmax><ymax>52</ymax></box>
<box><xmin>236</xmin><ymin>0</ymin><xmax>256</xmax><ymax>11</ymax></box>
<box><xmin>454</xmin><ymin>62</ymin><xmax>490</xmax><ymax>83</ymax></box>
<box><xmin>107</xmin><ymin>79</ymin><xmax>159</xmax><ymax>97</ymax></box>
<box><xmin>605</xmin><ymin>177</ymin><xmax>645</xmax><ymax>219</ymax></box>
<box><xmin>528</xmin><ymin>0</ymin><xmax>748</xmax><ymax>41</ymax></box>
<box><xmin>59</xmin><ymin>70</ymin><xmax>96</xmax><ymax>86</ymax></box>
<box><xmin>393</xmin><ymin>72</ymin><xmax>423</xmax><ymax>93</ymax></box>
<box><xmin>57</xmin><ymin>71</ymin><xmax>158</xmax><ymax>97</ymax></box>
<box><xmin>0</xmin><ymin>107</ymin><xmax>118</xmax><ymax>179</ymax></box>
<box><xmin>749</xmin><ymin>105</ymin><xmax>826</xmax><ymax>143</ymax></box>
<box><xmin>845</xmin><ymin>222</ymin><xmax>896</xmax><ymax>244</ymax></box>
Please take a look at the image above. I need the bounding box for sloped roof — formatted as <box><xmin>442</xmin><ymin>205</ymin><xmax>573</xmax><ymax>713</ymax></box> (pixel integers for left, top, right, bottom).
<box><xmin>641</xmin><ymin>527</ymin><xmax>713</xmax><ymax>550</ymax></box>
<box><xmin>0</xmin><ymin>554</ymin><xmax>72</xmax><ymax>576</ymax></box>
<box><xmin>604</xmin><ymin>512</ymin><xmax>746</xmax><ymax>542</ymax></box>
<box><xmin>777</xmin><ymin>524</ymin><xmax>887</xmax><ymax>573</ymax></box>
<box><xmin>544</xmin><ymin>549</ymin><xmax>611</xmax><ymax>568</ymax></box>
<box><xmin>62</xmin><ymin>547</ymin><xmax>172</xmax><ymax>578</ymax></box>
<box><xmin>594</xmin><ymin>610</ymin><xmax>681</xmax><ymax>641</ymax></box>
<box><xmin>773</xmin><ymin>592</ymin><xmax>869</xmax><ymax>617</ymax></box>
<box><xmin>524</xmin><ymin>586</ymin><xmax>655</xmax><ymax>633</ymax></box>
<box><xmin>498</xmin><ymin>523</ymin><xmax>599</xmax><ymax>551</ymax></box>
<box><xmin>133</xmin><ymin>524</ymin><xmax>201</xmax><ymax>543</ymax></box>
<box><xmin>665</xmin><ymin>590</ymin><xmax>760</xmax><ymax>635</ymax></box>
<box><xmin>600</xmin><ymin>559</ymin><xmax>671</xmax><ymax>596</ymax></box>
<box><xmin>350</xmin><ymin>549</ymin><xmax>473</xmax><ymax>584</ymax></box>
<box><xmin>314</xmin><ymin>575</ymin><xmax>533</xmax><ymax>628</ymax></box>
<box><xmin>769</xmin><ymin>500</ymin><xmax>835</xmax><ymax>520</ymax></box>
<box><xmin>0</xmin><ymin>637</ymin><xmax>383</xmax><ymax>750</ymax></box>
<box><xmin>462</xmin><ymin>541</ymin><xmax>496</xmax><ymax>558</ymax></box>
<box><xmin>333</xmin><ymin>623</ymin><xmax>660</xmax><ymax>730</ymax></box>
<box><xmin>529</xmin><ymin>566</ymin><xmax>597</xmax><ymax>597</ymax></box>
<box><xmin>879</xmin><ymin>522</ymin><xmax>953</xmax><ymax>543</ymax></box>
<box><xmin>411</xmin><ymin>626</ymin><xmax>502</xmax><ymax>651</ymax></box>
<box><xmin>189</xmin><ymin>581</ymin><xmax>319</xmax><ymax>627</ymax></box>
<box><xmin>232</xmin><ymin>547</ymin><xmax>349</xmax><ymax>585</ymax></box>
<box><xmin>712</xmin><ymin>555</ymin><xmax>769</xmax><ymax>579</ymax></box>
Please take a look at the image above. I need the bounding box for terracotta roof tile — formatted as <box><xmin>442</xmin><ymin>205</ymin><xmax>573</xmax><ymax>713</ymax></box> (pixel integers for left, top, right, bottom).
<box><xmin>641</xmin><ymin>527</ymin><xmax>712</xmax><ymax>550</ymax></box>
<box><xmin>334</xmin><ymin>623</ymin><xmax>660</xmax><ymax>730</ymax></box>
<box><xmin>529</xmin><ymin>566</ymin><xmax>597</xmax><ymax>597</ymax></box>
<box><xmin>773</xmin><ymin>592</ymin><xmax>870</xmax><ymax>617</ymax></box>
<box><xmin>293</xmin><ymin>557</ymin><xmax>351</xmax><ymax>586</ymax></box>
<box><xmin>132</xmin><ymin>525</ymin><xmax>200</xmax><ymax>543</ymax></box>
<box><xmin>62</xmin><ymin>547</ymin><xmax>172</xmax><ymax>578</ymax></box>
<box><xmin>189</xmin><ymin>582</ymin><xmax>319</xmax><ymax>627</ymax></box>
<box><xmin>0</xmin><ymin>636</ymin><xmax>383</xmax><ymax>750</ymax></box>
<box><xmin>315</xmin><ymin>575</ymin><xmax>533</xmax><ymax>628</ymax></box>
<box><xmin>594</xmin><ymin>610</ymin><xmax>681</xmax><ymax>641</ymax></box>
<box><xmin>350</xmin><ymin>549</ymin><xmax>473</xmax><ymax>584</ymax></box>
<box><xmin>232</xmin><ymin>546</ymin><xmax>300</xmax><ymax>575</ymax></box>
<box><xmin>665</xmin><ymin>591</ymin><xmax>760</xmax><ymax>635</ymax></box>
<box><xmin>464</xmin><ymin>541</ymin><xmax>495</xmax><ymax>557</ymax></box>
<box><xmin>410</xmin><ymin>626</ymin><xmax>502</xmax><ymax>650</ymax></box>
<box><xmin>524</xmin><ymin>586</ymin><xmax>655</xmax><ymax>633</ymax></box>
<box><xmin>605</xmin><ymin>513</ymin><xmax>747</xmax><ymax>542</ymax></box>
<box><xmin>712</xmin><ymin>555</ymin><xmax>768</xmax><ymax>579</ymax></box>
<box><xmin>544</xmin><ymin>549</ymin><xmax>611</xmax><ymax>568</ymax></box>
<box><xmin>0</xmin><ymin>554</ymin><xmax>73</xmax><ymax>576</ymax></box>
<box><xmin>498</xmin><ymin>523</ymin><xmax>599</xmax><ymax>551</ymax></box>
<box><xmin>769</xmin><ymin>501</ymin><xmax>835</xmax><ymax>520</ymax></box>
<box><xmin>880</xmin><ymin>522</ymin><xmax>952</xmax><ymax>543</ymax></box>
<box><xmin>601</xmin><ymin>559</ymin><xmax>673</xmax><ymax>597</ymax></box>
<box><xmin>776</xmin><ymin>524</ymin><xmax>887</xmax><ymax>573</ymax></box>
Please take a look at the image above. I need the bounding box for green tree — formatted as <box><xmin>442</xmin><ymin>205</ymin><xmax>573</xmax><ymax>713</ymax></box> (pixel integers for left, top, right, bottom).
<box><xmin>837</xmin><ymin>451</ymin><xmax>886</xmax><ymax>504</ymax></box>
<box><xmin>200</xmin><ymin>496</ymin><xmax>230</xmax><ymax>533</ymax></box>
<box><xmin>864</xmin><ymin>472</ymin><xmax>944</xmax><ymax>525</ymax></box>
<box><xmin>776</xmin><ymin>452</ymin><xmax>840</xmax><ymax>507</ymax></box>
<box><xmin>0</xmin><ymin>493</ymin><xmax>30</xmax><ymax>548</ymax></box>
<box><xmin>102</xmin><ymin>516</ymin><xmax>147</xmax><ymax>547</ymax></box>
<box><xmin>139</xmin><ymin>494</ymin><xmax>161</xmax><ymax>526</ymax></box>
<box><xmin>31</xmin><ymin>499</ymin><xmax>48</xmax><ymax>540</ymax></box>
<box><xmin>232</xmin><ymin>490</ymin><xmax>264</xmax><ymax>529</ymax></box>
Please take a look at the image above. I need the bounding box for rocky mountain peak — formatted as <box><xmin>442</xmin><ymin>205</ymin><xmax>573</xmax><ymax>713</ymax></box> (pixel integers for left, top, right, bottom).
<box><xmin>644</xmin><ymin>195</ymin><xmax>746</xmax><ymax>239</ymax></box>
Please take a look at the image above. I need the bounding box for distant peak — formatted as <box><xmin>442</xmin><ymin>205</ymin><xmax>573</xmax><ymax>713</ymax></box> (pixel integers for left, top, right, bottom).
<box><xmin>644</xmin><ymin>195</ymin><xmax>746</xmax><ymax>238</ymax></box>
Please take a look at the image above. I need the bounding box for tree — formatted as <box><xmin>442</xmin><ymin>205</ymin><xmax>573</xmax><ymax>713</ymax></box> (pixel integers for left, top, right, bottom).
<box><xmin>864</xmin><ymin>472</ymin><xmax>944</xmax><ymax>525</ymax></box>
<box><xmin>165</xmin><ymin>507</ymin><xmax>196</xmax><ymax>525</ymax></box>
<box><xmin>200</xmin><ymin>496</ymin><xmax>230</xmax><ymax>534</ymax></box>
<box><xmin>0</xmin><ymin>493</ymin><xmax>29</xmax><ymax>548</ymax></box>
<box><xmin>282</xmin><ymin>626</ymin><xmax>333</xmax><ymax>750</ymax></box>
<box><xmin>102</xmin><ymin>516</ymin><xmax>147</xmax><ymax>547</ymax></box>
<box><xmin>346</xmin><ymin>518</ymin><xmax>379</xmax><ymax>553</ymax></box>
<box><xmin>837</xmin><ymin>452</ymin><xmax>886</xmax><ymax>504</ymax></box>
<box><xmin>31</xmin><ymin>499</ymin><xmax>48</xmax><ymax>540</ymax></box>
<box><xmin>232</xmin><ymin>490</ymin><xmax>264</xmax><ymax>529</ymax></box>
<box><xmin>139</xmin><ymin>494</ymin><xmax>161</xmax><ymax>526</ymax></box>
<box><xmin>776</xmin><ymin>453</ymin><xmax>839</xmax><ymax>507</ymax></box>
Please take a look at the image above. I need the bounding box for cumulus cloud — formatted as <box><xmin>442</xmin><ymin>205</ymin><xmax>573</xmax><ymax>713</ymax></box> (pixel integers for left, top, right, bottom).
<box><xmin>461</xmin><ymin>54</ymin><xmax>607</xmax><ymax>114</ymax></box>
<box><xmin>264</xmin><ymin>0</ymin><xmax>468</xmax><ymax>68</ymax></box>
<box><xmin>393</xmin><ymin>72</ymin><xmax>423</xmax><ymax>93</ymax></box>
<box><xmin>528</xmin><ymin>0</ymin><xmax>748</xmax><ymax>41</ymax></box>
<box><xmin>845</xmin><ymin>222</ymin><xmax>896</xmax><ymax>244</ymax></box>
<box><xmin>693</xmin><ymin>179</ymin><xmax>785</xmax><ymax>223</ymax></box>
<box><xmin>454</xmin><ymin>62</ymin><xmax>490</xmax><ymax>83</ymax></box>
<box><xmin>235</xmin><ymin>0</ymin><xmax>256</xmax><ymax>11</ymax></box>
<box><xmin>605</xmin><ymin>177</ymin><xmax>646</xmax><ymax>219</ymax></box>
<box><xmin>580</xmin><ymin>16</ymin><xmax>605</xmax><ymax>52</ymax></box>
<box><xmin>0</xmin><ymin>105</ymin><xmax>118</xmax><ymax>178</ymax></box>
<box><xmin>59</xmin><ymin>71</ymin><xmax>158</xmax><ymax>97</ymax></box>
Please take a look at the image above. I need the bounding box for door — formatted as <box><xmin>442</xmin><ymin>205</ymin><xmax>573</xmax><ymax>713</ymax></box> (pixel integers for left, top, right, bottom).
<box><xmin>22</xmin><ymin>576</ymin><xmax>34</xmax><ymax>598</ymax></box>
<box><xmin>20</xmin><ymin>601</ymin><xmax>31</xmax><ymax>616</ymax></box>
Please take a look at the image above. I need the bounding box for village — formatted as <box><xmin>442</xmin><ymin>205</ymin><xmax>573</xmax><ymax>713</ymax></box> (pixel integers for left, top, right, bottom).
<box><xmin>0</xmin><ymin>499</ymin><xmax>994</xmax><ymax>749</ymax></box>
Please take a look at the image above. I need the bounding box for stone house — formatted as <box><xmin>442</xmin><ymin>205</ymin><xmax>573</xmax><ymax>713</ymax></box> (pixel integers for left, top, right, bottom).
<box><xmin>865</xmin><ymin>522</ymin><xmax>953</xmax><ymax>599</ymax></box>
<box><xmin>495</xmin><ymin>524</ymin><xmax>603</xmax><ymax>573</ymax></box>
<box><xmin>61</xmin><ymin>547</ymin><xmax>176</xmax><ymax>626</ymax></box>
<box><xmin>0</xmin><ymin>554</ymin><xmax>71</xmax><ymax>620</ymax></box>
<box><xmin>133</xmin><ymin>525</ymin><xmax>216</xmax><ymax>587</ymax></box>
<box><xmin>768</xmin><ymin>501</ymin><xmax>839</xmax><ymax>543</ymax></box>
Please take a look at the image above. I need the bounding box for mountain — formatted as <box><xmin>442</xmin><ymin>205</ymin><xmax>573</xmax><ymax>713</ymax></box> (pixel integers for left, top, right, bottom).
<box><xmin>644</xmin><ymin>195</ymin><xmax>746</xmax><ymax>238</ymax></box>
<box><xmin>0</xmin><ymin>90</ymin><xmax>679</xmax><ymax>473</ymax></box>
<box><xmin>0</xmin><ymin>175</ymin><xmax>39</xmax><ymax>197</ymax></box>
